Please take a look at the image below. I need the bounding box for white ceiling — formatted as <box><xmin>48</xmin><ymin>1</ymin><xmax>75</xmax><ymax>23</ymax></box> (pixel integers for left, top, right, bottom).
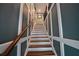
<box><xmin>34</xmin><ymin>3</ymin><xmax>47</xmax><ymax>14</ymax></box>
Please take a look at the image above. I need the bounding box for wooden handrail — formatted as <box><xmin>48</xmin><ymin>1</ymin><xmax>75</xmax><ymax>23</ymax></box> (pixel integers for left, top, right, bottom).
<box><xmin>0</xmin><ymin>25</ymin><xmax>30</xmax><ymax>56</ymax></box>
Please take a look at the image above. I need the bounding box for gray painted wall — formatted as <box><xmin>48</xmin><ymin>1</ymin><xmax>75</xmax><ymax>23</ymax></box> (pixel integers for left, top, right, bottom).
<box><xmin>64</xmin><ymin>44</ymin><xmax>79</xmax><ymax>56</ymax></box>
<box><xmin>60</xmin><ymin>3</ymin><xmax>79</xmax><ymax>56</ymax></box>
<box><xmin>53</xmin><ymin>40</ymin><xmax>61</xmax><ymax>56</ymax></box>
<box><xmin>52</xmin><ymin>4</ymin><xmax>79</xmax><ymax>56</ymax></box>
<box><xmin>52</xmin><ymin>4</ymin><xmax>59</xmax><ymax>37</ymax></box>
<box><xmin>60</xmin><ymin>3</ymin><xmax>79</xmax><ymax>40</ymax></box>
<box><xmin>9</xmin><ymin>46</ymin><xmax>17</xmax><ymax>56</ymax></box>
<box><xmin>51</xmin><ymin>4</ymin><xmax>60</xmax><ymax>56</ymax></box>
<box><xmin>22</xmin><ymin>13</ymin><xmax>27</xmax><ymax>37</ymax></box>
<box><xmin>0</xmin><ymin>3</ymin><xmax>20</xmax><ymax>43</ymax></box>
<box><xmin>21</xmin><ymin>4</ymin><xmax>28</xmax><ymax>56</ymax></box>
<box><xmin>21</xmin><ymin>40</ymin><xmax>27</xmax><ymax>56</ymax></box>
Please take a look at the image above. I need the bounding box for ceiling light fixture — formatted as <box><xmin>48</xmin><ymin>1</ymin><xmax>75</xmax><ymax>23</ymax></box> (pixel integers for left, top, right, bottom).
<box><xmin>38</xmin><ymin>9</ymin><xmax>41</xmax><ymax>12</ymax></box>
<box><xmin>32</xmin><ymin>9</ymin><xmax>35</xmax><ymax>12</ymax></box>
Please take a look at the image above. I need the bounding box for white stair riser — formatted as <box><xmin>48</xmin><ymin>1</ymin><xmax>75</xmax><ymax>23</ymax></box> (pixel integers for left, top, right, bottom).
<box><xmin>29</xmin><ymin>42</ymin><xmax>51</xmax><ymax>45</ymax></box>
<box><xmin>31</xmin><ymin>34</ymin><xmax>48</xmax><ymax>37</ymax></box>
<box><xmin>30</xmin><ymin>35</ymin><xmax>49</xmax><ymax>37</ymax></box>
<box><xmin>29</xmin><ymin>38</ymin><xmax>49</xmax><ymax>40</ymax></box>
<box><xmin>31</xmin><ymin>33</ymin><xmax>47</xmax><ymax>34</ymax></box>
<box><xmin>28</xmin><ymin>47</ymin><xmax>52</xmax><ymax>51</ymax></box>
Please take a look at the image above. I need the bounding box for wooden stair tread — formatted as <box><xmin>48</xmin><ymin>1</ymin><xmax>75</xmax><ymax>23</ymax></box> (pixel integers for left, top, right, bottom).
<box><xmin>31</xmin><ymin>36</ymin><xmax>48</xmax><ymax>38</ymax></box>
<box><xmin>26</xmin><ymin>51</ymin><xmax>55</xmax><ymax>56</ymax></box>
<box><xmin>30</xmin><ymin>40</ymin><xmax>50</xmax><ymax>42</ymax></box>
<box><xmin>29</xmin><ymin>44</ymin><xmax>52</xmax><ymax>48</ymax></box>
<box><xmin>31</xmin><ymin>34</ymin><xmax>47</xmax><ymax>35</ymax></box>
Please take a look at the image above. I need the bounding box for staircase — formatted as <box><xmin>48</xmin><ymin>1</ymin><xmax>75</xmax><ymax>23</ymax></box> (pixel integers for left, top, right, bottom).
<box><xmin>26</xmin><ymin>21</ymin><xmax>55</xmax><ymax>56</ymax></box>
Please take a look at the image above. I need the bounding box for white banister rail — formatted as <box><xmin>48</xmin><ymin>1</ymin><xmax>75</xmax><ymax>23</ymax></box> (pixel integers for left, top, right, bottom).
<box><xmin>0</xmin><ymin>41</ymin><xmax>13</xmax><ymax>54</ymax></box>
<box><xmin>0</xmin><ymin>37</ymin><xmax>28</xmax><ymax>55</ymax></box>
<box><xmin>44</xmin><ymin>3</ymin><xmax>79</xmax><ymax>56</ymax></box>
<box><xmin>52</xmin><ymin>36</ymin><xmax>79</xmax><ymax>50</ymax></box>
<box><xmin>49</xmin><ymin>36</ymin><xmax>79</xmax><ymax>56</ymax></box>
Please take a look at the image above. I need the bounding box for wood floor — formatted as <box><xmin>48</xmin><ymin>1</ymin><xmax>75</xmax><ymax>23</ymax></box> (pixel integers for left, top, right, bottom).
<box><xmin>29</xmin><ymin>44</ymin><xmax>52</xmax><ymax>48</ymax></box>
<box><xmin>27</xmin><ymin>51</ymin><xmax>55</xmax><ymax>56</ymax></box>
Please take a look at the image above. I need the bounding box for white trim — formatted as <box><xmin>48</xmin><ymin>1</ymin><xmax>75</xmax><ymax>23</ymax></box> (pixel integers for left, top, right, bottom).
<box><xmin>49</xmin><ymin>9</ymin><xmax>57</xmax><ymax>56</ymax></box>
<box><xmin>0</xmin><ymin>37</ymin><xmax>27</xmax><ymax>47</ymax></box>
<box><xmin>28</xmin><ymin>47</ymin><xmax>52</xmax><ymax>51</ymax></box>
<box><xmin>18</xmin><ymin>37</ymin><xmax>27</xmax><ymax>44</ymax></box>
<box><xmin>24</xmin><ymin>4</ymin><xmax>30</xmax><ymax>56</ymax></box>
<box><xmin>24</xmin><ymin>49</ymin><xmax>28</xmax><ymax>56</ymax></box>
<box><xmin>17</xmin><ymin>3</ymin><xmax>24</xmax><ymax>55</ymax></box>
<box><xmin>0</xmin><ymin>41</ymin><xmax>13</xmax><ymax>46</ymax></box>
<box><xmin>53</xmin><ymin>36</ymin><xmax>79</xmax><ymax>50</ymax></box>
<box><xmin>0</xmin><ymin>37</ymin><xmax>27</xmax><ymax>55</ymax></box>
<box><xmin>30</xmin><ymin>35</ymin><xmax>49</xmax><ymax>37</ymax></box>
<box><xmin>44</xmin><ymin>3</ymin><xmax>57</xmax><ymax>56</ymax></box>
<box><xmin>24</xmin><ymin>37</ymin><xmax>29</xmax><ymax>56</ymax></box>
<box><xmin>31</xmin><ymin>32</ymin><xmax>48</xmax><ymax>35</ymax></box>
<box><xmin>31</xmin><ymin>34</ymin><xmax>48</xmax><ymax>36</ymax></box>
<box><xmin>17</xmin><ymin>37</ymin><xmax>27</xmax><ymax>56</ymax></box>
<box><xmin>30</xmin><ymin>4</ymin><xmax>33</xmax><ymax>34</ymax></box>
<box><xmin>56</xmin><ymin>4</ymin><xmax>63</xmax><ymax>37</ymax></box>
<box><xmin>49</xmin><ymin>37</ymin><xmax>57</xmax><ymax>56</ymax></box>
<box><xmin>44</xmin><ymin>4</ymin><xmax>48</xmax><ymax>33</ymax></box>
<box><xmin>27</xmin><ymin>36</ymin><xmax>29</xmax><ymax>51</ymax></box>
<box><xmin>46</xmin><ymin>16</ymin><xmax>49</xmax><ymax>34</ymax></box>
<box><xmin>30</xmin><ymin>38</ymin><xmax>49</xmax><ymax>40</ymax></box>
<box><xmin>17</xmin><ymin>43</ymin><xmax>21</xmax><ymax>56</ymax></box>
<box><xmin>44</xmin><ymin>3</ymin><xmax>55</xmax><ymax>33</ymax></box>
<box><xmin>26</xmin><ymin>5</ymin><xmax>29</xmax><ymax>56</ymax></box>
<box><xmin>42</xmin><ymin>19</ymin><xmax>47</xmax><ymax>33</ymax></box>
<box><xmin>49</xmin><ymin>10</ymin><xmax>53</xmax><ymax>38</ymax></box>
<box><xmin>27</xmin><ymin>5</ymin><xmax>29</xmax><ymax>37</ymax></box>
<box><xmin>45</xmin><ymin>3</ymin><xmax>55</xmax><ymax>21</ymax></box>
<box><xmin>52</xmin><ymin>44</ymin><xmax>57</xmax><ymax>56</ymax></box>
<box><xmin>49</xmin><ymin>9</ymin><xmax>54</xmax><ymax>52</ymax></box>
<box><xmin>0</xmin><ymin>41</ymin><xmax>13</xmax><ymax>54</ymax></box>
<box><xmin>30</xmin><ymin>42</ymin><xmax>50</xmax><ymax>45</ymax></box>
<box><xmin>56</xmin><ymin>3</ymin><xmax>64</xmax><ymax>56</ymax></box>
<box><xmin>48</xmin><ymin>3</ymin><xmax>55</xmax><ymax>16</ymax></box>
<box><xmin>44</xmin><ymin>18</ymin><xmax>47</xmax><ymax>30</ymax></box>
<box><xmin>18</xmin><ymin>3</ymin><xmax>24</xmax><ymax>35</ymax></box>
<box><xmin>17</xmin><ymin>37</ymin><xmax>28</xmax><ymax>56</ymax></box>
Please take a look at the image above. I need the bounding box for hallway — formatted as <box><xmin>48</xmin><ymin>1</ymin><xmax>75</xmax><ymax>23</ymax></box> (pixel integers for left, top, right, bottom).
<box><xmin>0</xmin><ymin>3</ymin><xmax>79</xmax><ymax>56</ymax></box>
